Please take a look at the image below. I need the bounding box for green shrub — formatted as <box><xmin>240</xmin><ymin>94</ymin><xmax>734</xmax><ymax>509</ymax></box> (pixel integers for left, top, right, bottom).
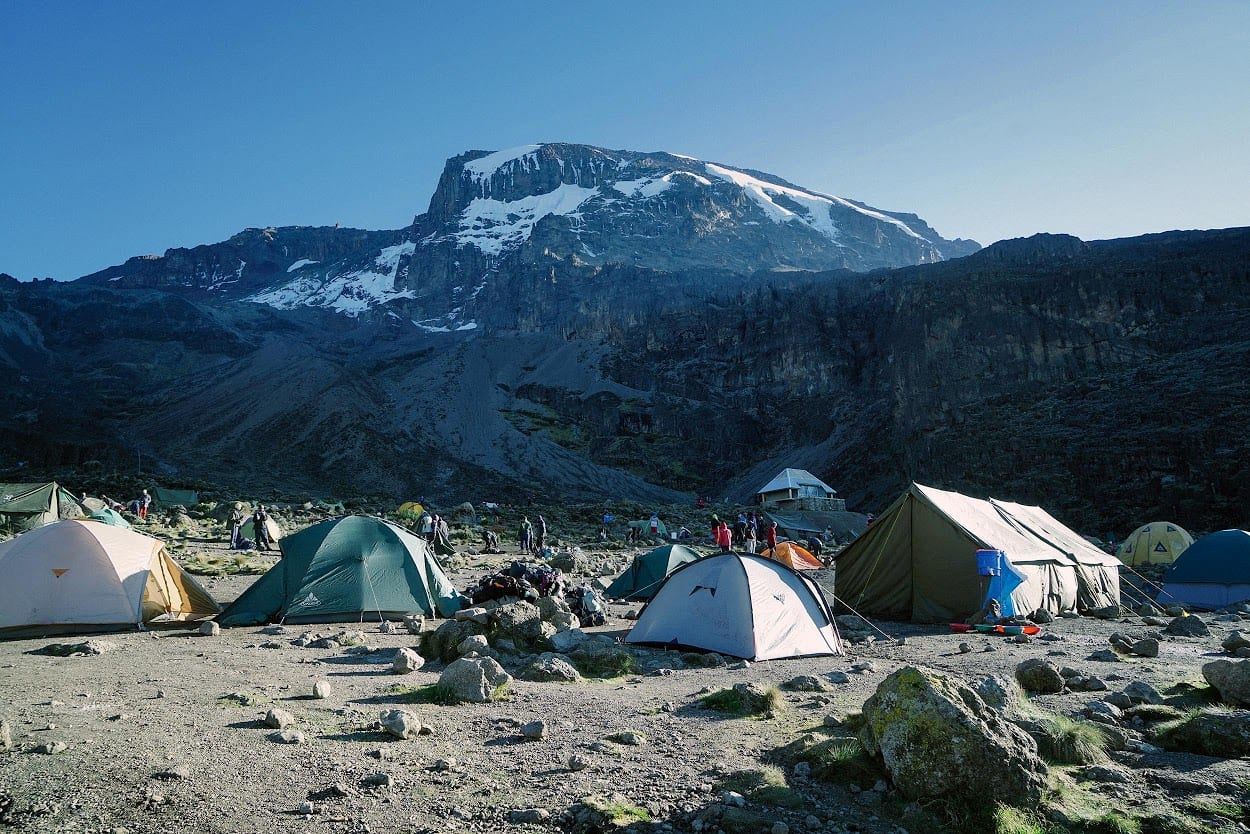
<box><xmin>570</xmin><ymin>649</ymin><xmax>637</xmax><ymax>679</ymax></box>
<box><xmin>1029</xmin><ymin>714</ymin><xmax>1110</xmax><ymax>765</ymax></box>
<box><xmin>701</xmin><ymin>685</ymin><xmax>781</xmax><ymax>716</ymax></box>
<box><xmin>386</xmin><ymin>683</ymin><xmax>460</xmax><ymax>705</ymax></box>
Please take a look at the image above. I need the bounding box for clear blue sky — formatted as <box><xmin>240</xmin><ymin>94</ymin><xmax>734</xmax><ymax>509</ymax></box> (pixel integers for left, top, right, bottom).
<box><xmin>2</xmin><ymin>1</ymin><xmax>1247</xmax><ymax>280</ymax></box>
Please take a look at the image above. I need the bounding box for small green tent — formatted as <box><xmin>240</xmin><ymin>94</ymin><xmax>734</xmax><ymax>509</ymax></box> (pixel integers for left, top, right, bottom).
<box><xmin>152</xmin><ymin>487</ymin><xmax>200</xmax><ymax>508</ymax></box>
<box><xmin>219</xmin><ymin>516</ymin><xmax>463</xmax><ymax>626</ymax></box>
<box><xmin>628</xmin><ymin>518</ymin><xmax>669</xmax><ymax>538</ymax></box>
<box><xmin>88</xmin><ymin>507</ymin><xmax>130</xmax><ymax>528</ymax></box>
<box><xmin>606</xmin><ymin>544</ymin><xmax>702</xmax><ymax>601</ymax></box>
<box><xmin>0</xmin><ymin>482</ymin><xmax>84</xmax><ymax>533</ymax></box>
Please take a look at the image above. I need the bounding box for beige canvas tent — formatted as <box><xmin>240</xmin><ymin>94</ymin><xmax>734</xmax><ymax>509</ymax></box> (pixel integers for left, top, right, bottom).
<box><xmin>835</xmin><ymin>483</ymin><xmax>1119</xmax><ymax>622</ymax></box>
<box><xmin>0</xmin><ymin>520</ymin><xmax>220</xmax><ymax>636</ymax></box>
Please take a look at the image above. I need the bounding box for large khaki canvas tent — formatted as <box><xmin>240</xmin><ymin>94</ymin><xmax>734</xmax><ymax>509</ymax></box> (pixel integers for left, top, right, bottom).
<box><xmin>220</xmin><ymin>516</ymin><xmax>463</xmax><ymax>626</ymax></box>
<box><xmin>835</xmin><ymin>483</ymin><xmax>1120</xmax><ymax>622</ymax></box>
<box><xmin>0</xmin><ymin>482</ymin><xmax>83</xmax><ymax>534</ymax></box>
<box><xmin>0</xmin><ymin>520</ymin><xmax>220</xmax><ymax>636</ymax></box>
<box><xmin>625</xmin><ymin>552</ymin><xmax>842</xmax><ymax>660</ymax></box>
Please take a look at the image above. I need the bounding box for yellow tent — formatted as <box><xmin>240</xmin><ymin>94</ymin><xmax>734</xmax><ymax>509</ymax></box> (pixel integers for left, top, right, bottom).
<box><xmin>1116</xmin><ymin>522</ymin><xmax>1193</xmax><ymax>566</ymax></box>
<box><xmin>397</xmin><ymin>502</ymin><xmax>425</xmax><ymax>520</ymax></box>
<box><xmin>761</xmin><ymin>541</ymin><xmax>824</xmax><ymax>570</ymax></box>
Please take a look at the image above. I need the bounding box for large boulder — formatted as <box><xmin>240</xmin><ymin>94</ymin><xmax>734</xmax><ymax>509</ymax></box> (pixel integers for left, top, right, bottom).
<box><xmin>1015</xmin><ymin>658</ymin><xmax>1066</xmax><ymax>694</ymax></box>
<box><xmin>493</xmin><ymin>601</ymin><xmax>556</xmax><ymax>652</ymax></box>
<box><xmin>1154</xmin><ymin>710</ymin><xmax>1250</xmax><ymax>757</ymax></box>
<box><xmin>859</xmin><ymin>666</ymin><xmax>1047</xmax><ymax>806</ymax></box>
<box><xmin>1202</xmin><ymin>659</ymin><xmax>1250</xmax><ymax>707</ymax></box>
<box><xmin>1164</xmin><ymin>614</ymin><xmax>1210</xmax><ymax>637</ymax></box>
<box><xmin>517</xmin><ymin>653</ymin><xmax>582</xmax><ymax>683</ymax></box>
<box><xmin>438</xmin><ymin>655</ymin><xmax>513</xmax><ymax>703</ymax></box>
<box><xmin>422</xmin><ymin>619</ymin><xmax>488</xmax><ymax>663</ymax></box>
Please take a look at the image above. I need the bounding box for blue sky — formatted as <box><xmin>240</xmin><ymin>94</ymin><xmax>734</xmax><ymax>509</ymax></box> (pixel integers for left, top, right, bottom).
<box><xmin>2</xmin><ymin>1</ymin><xmax>1247</xmax><ymax>280</ymax></box>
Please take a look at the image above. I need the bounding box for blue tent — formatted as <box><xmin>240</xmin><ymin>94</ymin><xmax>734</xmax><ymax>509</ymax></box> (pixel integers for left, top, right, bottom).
<box><xmin>1160</xmin><ymin>529</ymin><xmax>1250</xmax><ymax>609</ymax></box>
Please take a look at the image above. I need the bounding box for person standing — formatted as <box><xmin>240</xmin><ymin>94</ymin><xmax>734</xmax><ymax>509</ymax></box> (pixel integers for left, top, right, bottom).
<box><xmin>253</xmin><ymin>504</ymin><xmax>273</xmax><ymax>551</ymax></box>
<box><xmin>519</xmin><ymin>516</ymin><xmax>533</xmax><ymax>554</ymax></box>
<box><xmin>534</xmin><ymin>515</ymin><xmax>547</xmax><ymax>553</ymax></box>
<box><xmin>715</xmin><ymin>520</ymin><xmax>732</xmax><ymax>553</ymax></box>
<box><xmin>139</xmin><ymin>489</ymin><xmax>152</xmax><ymax>520</ymax></box>
<box><xmin>765</xmin><ymin>521</ymin><xmax>778</xmax><ymax>552</ymax></box>
<box><xmin>649</xmin><ymin>512</ymin><xmax>660</xmax><ymax>540</ymax></box>
<box><xmin>743</xmin><ymin>518</ymin><xmax>757</xmax><ymax>554</ymax></box>
<box><xmin>229</xmin><ymin>504</ymin><xmax>245</xmax><ymax>549</ymax></box>
<box><xmin>419</xmin><ymin>511</ymin><xmax>434</xmax><ymax>541</ymax></box>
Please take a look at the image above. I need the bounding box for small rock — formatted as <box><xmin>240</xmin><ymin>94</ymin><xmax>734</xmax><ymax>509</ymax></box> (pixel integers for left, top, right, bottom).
<box><xmin>34</xmin><ymin>741</ymin><xmax>67</xmax><ymax>754</ymax></box>
<box><xmin>509</xmin><ymin>808</ymin><xmax>551</xmax><ymax>823</ymax></box>
<box><xmin>379</xmin><ymin>709</ymin><xmax>422</xmax><ymax>739</ymax></box>
<box><xmin>721</xmin><ymin>790</ymin><xmax>746</xmax><ymax>807</ymax></box>
<box><xmin>793</xmin><ymin>761</ymin><xmax>812</xmax><ymax>779</ymax></box>
<box><xmin>1082</xmin><ymin>676</ymin><xmax>1108</xmax><ymax>691</ymax></box>
<box><xmin>1087</xmin><ymin>649</ymin><xmax>1122</xmax><ymax>663</ymax></box>
<box><xmin>457</xmin><ymin>634</ymin><xmax>491</xmax><ymax>656</ymax></box>
<box><xmin>272</xmin><ymin>729</ymin><xmax>305</xmax><ymax>744</ymax></box>
<box><xmin>1081</xmin><ymin>764</ymin><xmax>1133</xmax><ymax>783</ymax></box>
<box><xmin>783</xmin><ymin>675</ymin><xmax>826</xmax><ymax>692</ymax></box>
<box><xmin>362</xmin><ymin>773</ymin><xmax>393</xmax><ymax>788</ymax></box>
<box><xmin>825</xmin><ymin>671</ymin><xmax>850</xmax><ymax>684</ymax></box>
<box><xmin>982</xmin><ymin>643</ymin><xmax>997</xmax><ymax>652</ymax></box>
<box><xmin>392</xmin><ymin>647</ymin><xmax>425</xmax><ymax>674</ymax></box>
<box><xmin>1141</xmin><ymin>616</ymin><xmax>1169</xmax><ymax>627</ymax></box>
<box><xmin>403</xmin><ymin>613</ymin><xmax>425</xmax><ymax>634</ymax></box>
<box><xmin>378</xmin><ymin>621</ymin><xmax>400</xmax><ymax>634</ymax></box>
<box><xmin>521</xmin><ymin>720</ymin><xmax>547</xmax><ymax>740</ymax></box>
<box><xmin>1104</xmin><ymin>692</ymin><xmax>1133</xmax><ymax>710</ymax></box>
<box><xmin>431</xmin><ymin>758</ymin><xmax>456</xmax><ymax>771</ymax></box>
<box><xmin>958</xmin><ymin>642</ymin><xmax>972</xmax><ymax>654</ymax></box>
<box><xmin>609</xmin><ymin>730</ymin><xmax>646</xmax><ymax>746</ymax></box>
<box><xmin>1030</xmin><ymin>609</ymin><xmax>1055</xmax><ymax>624</ymax></box>
<box><xmin>567</xmin><ymin>753</ymin><xmax>589</xmax><ymax>771</ymax></box>
<box><xmin>1130</xmin><ymin>638</ymin><xmax>1159</xmax><ymax>658</ymax></box>
<box><xmin>260</xmin><ymin>625</ymin><xmax>287</xmax><ymax>635</ymax></box>
<box><xmin>1012</xmin><ymin>633</ymin><xmax>1031</xmax><ymax>644</ymax></box>
<box><xmin>1122</xmin><ymin>681</ymin><xmax>1163</xmax><ymax>705</ymax></box>
<box><xmin>312</xmin><ymin>680</ymin><xmax>332</xmax><ymax>699</ymax></box>
<box><xmin>1221</xmin><ymin>631</ymin><xmax>1250</xmax><ymax>654</ymax></box>
<box><xmin>151</xmin><ymin>764</ymin><xmax>190</xmax><ymax>780</ymax></box>
<box><xmin>1083</xmin><ymin>701</ymin><xmax>1124</xmax><ymax>724</ymax></box>
<box><xmin>850</xmin><ymin>660</ymin><xmax>875</xmax><ymax>673</ymax></box>
<box><xmin>296</xmin><ymin>801</ymin><xmax>316</xmax><ymax>815</ymax></box>
<box><xmin>1016</xmin><ymin>658</ymin><xmax>1065</xmax><ymax>693</ymax></box>
<box><xmin>772</xmin><ymin>823</ymin><xmax>790</xmax><ymax>834</ymax></box>
<box><xmin>1164</xmin><ymin>614</ymin><xmax>1210</xmax><ymax>637</ymax></box>
<box><xmin>263</xmin><ymin>708</ymin><xmax>295</xmax><ymax>729</ymax></box>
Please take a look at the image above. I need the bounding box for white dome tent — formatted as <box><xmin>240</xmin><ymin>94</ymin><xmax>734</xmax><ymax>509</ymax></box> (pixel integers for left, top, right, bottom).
<box><xmin>625</xmin><ymin>552</ymin><xmax>842</xmax><ymax>660</ymax></box>
<box><xmin>0</xmin><ymin>520</ymin><xmax>220</xmax><ymax>636</ymax></box>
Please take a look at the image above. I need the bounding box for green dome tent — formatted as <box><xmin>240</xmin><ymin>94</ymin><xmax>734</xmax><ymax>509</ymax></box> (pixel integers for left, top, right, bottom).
<box><xmin>88</xmin><ymin>507</ymin><xmax>130</xmax><ymax>528</ymax></box>
<box><xmin>219</xmin><ymin>516</ymin><xmax>463</xmax><ymax>626</ymax></box>
<box><xmin>605</xmin><ymin>544</ymin><xmax>702</xmax><ymax>601</ymax></box>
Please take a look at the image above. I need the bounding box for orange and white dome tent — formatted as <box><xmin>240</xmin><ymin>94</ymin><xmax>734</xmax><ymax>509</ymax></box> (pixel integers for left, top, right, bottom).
<box><xmin>1116</xmin><ymin>522</ymin><xmax>1193</xmax><ymax>566</ymax></box>
<box><xmin>761</xmin><ymin>541</ymin><xmax>824</xmax><ymax>570</ymax></box>
<box><xmin>0</xmin><ymin>520</ymin><xmax>220</xmax><ymax>636</ymax></box>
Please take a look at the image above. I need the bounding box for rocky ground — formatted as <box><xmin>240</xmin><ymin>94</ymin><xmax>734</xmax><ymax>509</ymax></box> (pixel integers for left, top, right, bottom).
<box><xmin>1</xmin><ymin>510</ymin><xmax>1248</xmax><ymax>834</ymax></box>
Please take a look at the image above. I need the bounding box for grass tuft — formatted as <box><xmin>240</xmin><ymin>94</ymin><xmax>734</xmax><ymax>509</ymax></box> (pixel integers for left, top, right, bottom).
<box><xmin>581</xmin><ymin>794</ymin><xmax>650</xmax><ymax>826</ymax></box>
<box><xmin>716</xmin><ymin>766</ymin><xmax>805</xmax><ymax>810</ymax></box>
<box><xmin>385</xmin><ymin>683</ymin><xmax>461</xmax><ymax>705</ymax></box>
<box><xmin>992</xmin><ymin>804</ymin><xmax>1046</xmax><ymax>834</ymax></box>
<box><xmin>700</xmin><ymin>685</ymin><xmax>781</xmax><ymax>716</ymax></box>
<box><xmin>570</xmin><ymin>650</ymin><xmax>637</xmax><ymax>679</ymax></box>
<box><xmin>1031</xmin><ymin>714</ymin><xmax>1110</xmax><ymax>765</ymax></box>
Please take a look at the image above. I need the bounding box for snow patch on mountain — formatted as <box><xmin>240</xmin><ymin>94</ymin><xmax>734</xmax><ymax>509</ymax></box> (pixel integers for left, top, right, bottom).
<box><xmin>287</xmin><ymin>258</ymin><xmax>319</xmax><ymax>272</ymax></box>
<box><xmin>453</xmin><ymin>184</ymin><xmax>598</xmax><ymax>256</ymax></box>
<box><xmin>705</xmin><ymin>163</ymin><xmax>924</xmax><ymax>242</ymax></box>
<box><xmin>463</xmin><ymin>144</ymin><xmax>542</xmax><ymax>183</ymax></box>
<box><xmin>250</xmin><ymin>242</ymin><xmax>416</xmax><ymax>316</ymax></box>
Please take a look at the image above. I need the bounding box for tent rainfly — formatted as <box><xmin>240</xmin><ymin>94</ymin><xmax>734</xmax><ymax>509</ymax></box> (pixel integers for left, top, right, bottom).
<box><xmin>219</xmin><ymin>515</ymin><xmax>463</xmax><ymax>626</ymax></box>
<box><xmin>152</xmin><ymin>487</ymin><xmax>200</xmax><ymax>508</ymax></box>
<box><xmin>625</xmin><ymin>552</ymin><xmax>842</xmax><ymax>660</ymax></box>
<box><xmin>1116</xmin><ymin>522</ymin><xmax>1193</xmax><ymax>566</ymax></box>
<box><xmin>1160</xmin><ymin>529</ymin><xmax>1250</xmax><ymax>609</ymax></box>
<box><xmin>605</xmin><ymin>543</ymin><xmax>701</xmax><ymax>601</ymax></box>
<box><xmin>834</xmin><ymin>483</ymin><xmax>1120</xmax><ymax>622</ymax></box>
<box><xmin>0</xmin><ymin>482</ymin><xmax>84</xmax><ymax>533</ymax></box>
<box><xmin>0</xmin><ymin>520</ymin><xmax>220</xmax><ymax>636</ymax></box>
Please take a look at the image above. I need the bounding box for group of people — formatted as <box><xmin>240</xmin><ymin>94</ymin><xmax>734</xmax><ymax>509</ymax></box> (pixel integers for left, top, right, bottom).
<box><xmin>710</xmin><ymin>512</ymin><xmax>777</xmax><ymax>554</ymax></box>
<box><xmin>419</xmin><ymin>512</ymin><xmax>450</xmax><ymax>543</ymax></box>
<box><xmin>518</xmin><ymin>515</ymin><xmax>547</xmax><ymax>554</ymax></box>
<box><xmin>229</xmin><ymin>503</ymin><xmax>275</xmax><ymax>551</ymax></box>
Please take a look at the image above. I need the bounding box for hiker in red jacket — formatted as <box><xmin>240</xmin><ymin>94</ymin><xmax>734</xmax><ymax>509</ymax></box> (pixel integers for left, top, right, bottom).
<box><xmin>766</xmin><ymin>521</ymin><xmax>778</xmax><ymax>551</ymax></box>
<box><xmin>715</xmin><ymin>521</ymin><xmax>732</xmax><ymax>553</ymax></box>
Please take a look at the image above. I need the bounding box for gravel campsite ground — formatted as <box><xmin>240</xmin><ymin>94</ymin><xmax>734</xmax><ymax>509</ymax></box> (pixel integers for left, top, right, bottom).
<box><xmin>1</xmin><ymin>515</ymin><xmax>1248</xmax><ymax>834</ymax></box>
